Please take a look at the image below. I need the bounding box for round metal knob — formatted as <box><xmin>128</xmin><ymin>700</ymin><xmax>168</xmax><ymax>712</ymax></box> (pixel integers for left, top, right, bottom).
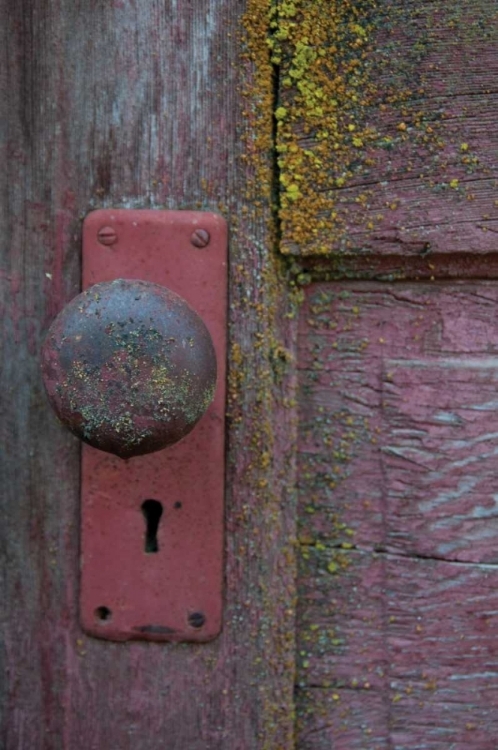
<box><xmin>41</xmin><ymin>279</ymin><xmax>217</xmax><ymax>458</ymax></box>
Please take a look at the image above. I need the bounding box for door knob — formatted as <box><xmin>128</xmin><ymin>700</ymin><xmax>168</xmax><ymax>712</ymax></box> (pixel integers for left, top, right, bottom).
<box><xmin>41</xmin><ymin>278</ymin><xmax>217</xmax><ymax>458</ymax></box>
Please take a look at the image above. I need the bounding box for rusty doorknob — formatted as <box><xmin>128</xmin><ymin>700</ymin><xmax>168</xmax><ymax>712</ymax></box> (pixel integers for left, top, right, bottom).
<box><xmin>41</xmin><ymin>279</ymin><xmax>217</xmax><ymax>458</ymax></box>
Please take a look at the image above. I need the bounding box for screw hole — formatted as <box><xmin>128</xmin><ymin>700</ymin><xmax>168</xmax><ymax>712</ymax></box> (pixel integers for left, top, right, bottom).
<box><xmin>188</xmin><ymin>611</ymin><xmax>206</xmax><ymax>629</ymax></box>
<box><xmin>95</xmin><ymin>606</ymin><xmax>112</xmax><ymax>623</ymax></box>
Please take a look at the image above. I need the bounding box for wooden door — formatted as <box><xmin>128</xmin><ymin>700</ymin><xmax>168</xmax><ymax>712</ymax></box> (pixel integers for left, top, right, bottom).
<box><xmin>1</xmin><ymin>1</ymin><xmax>497</xmax><ymax>749</ymax></box>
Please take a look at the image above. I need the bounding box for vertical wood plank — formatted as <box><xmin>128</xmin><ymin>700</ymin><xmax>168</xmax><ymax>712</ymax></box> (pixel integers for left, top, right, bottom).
<box><xmin>0</xmin><ymin>1</ymin><xmax>298</xmax><ymax>747</ymax></box>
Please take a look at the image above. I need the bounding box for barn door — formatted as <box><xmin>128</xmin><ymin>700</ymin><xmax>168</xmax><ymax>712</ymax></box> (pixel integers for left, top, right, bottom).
<box><xmin>272</xmin><ymin>1</ymin><xmax>498</xmax><ymax>747</ymax></box>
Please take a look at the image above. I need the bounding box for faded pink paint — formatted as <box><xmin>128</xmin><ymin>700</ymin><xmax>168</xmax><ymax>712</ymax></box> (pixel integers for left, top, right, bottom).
<box><xmin>1</xmin><ymin>0</ymin><xmax>300</xmax><ymax>746</ymax></box>
<box><xmin>50</xmin><ymin>207</ymin><xmax>73</xmax><ymax>318</ymax></box>
<box><xmin>296</xmin><ymin>283</ymin><xmax>498</xmax><ymax>748</ymax></box>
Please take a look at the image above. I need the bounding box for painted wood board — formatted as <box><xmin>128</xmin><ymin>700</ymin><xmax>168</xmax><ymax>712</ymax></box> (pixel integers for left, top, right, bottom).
<box><xmin>296</xmin><ymin>282</ymin><xmax>498</xmax><ymax>747</ymax></box>
<box><xmin>275</xmin><ymin>0</ymin><xmax>498</xmax><ymax>257</ymax></box>
<box><xmin>297</xmin><ymin>551</ymin><xmax>498</xmax><ymax>749</ymax></box>
<box><xmin>0</xmin><ymin>2</ymin><xmax>298</xmax><ymax>747</ymax></box>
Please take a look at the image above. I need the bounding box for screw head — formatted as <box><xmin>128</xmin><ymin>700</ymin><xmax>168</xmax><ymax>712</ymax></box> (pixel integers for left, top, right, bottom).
<box><xmin>190</xmin><ymin>229</ymin><xmax>210</xmax><ymax>248</ymax></box>
<box><xmin>97</xmin><ymin>226</ymin><xmax>118</xmax><ymax>246</ymax></box>
<box><xmin>188</xmin><ymin>611</ymin><xmax>206</xmax><ymax>629</ymax></box>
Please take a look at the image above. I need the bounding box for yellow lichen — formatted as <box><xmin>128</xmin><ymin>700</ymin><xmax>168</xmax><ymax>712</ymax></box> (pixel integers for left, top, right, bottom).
<box><xmin>268</xmin><ymin>0</ymin><xmax>475</xmax><ymax>257</ymax></box>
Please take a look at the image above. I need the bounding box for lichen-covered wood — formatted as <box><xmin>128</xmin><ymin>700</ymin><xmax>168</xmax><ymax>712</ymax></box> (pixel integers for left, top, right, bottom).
<box><xmin>274</xmin><ymin>0</ymin><xmax>498</xmax><ymax>257</ymax></box>
<box><xmin>296</xmin><ymin>283</ymin><xmax>498</xmax><ymax>747</ymax></box>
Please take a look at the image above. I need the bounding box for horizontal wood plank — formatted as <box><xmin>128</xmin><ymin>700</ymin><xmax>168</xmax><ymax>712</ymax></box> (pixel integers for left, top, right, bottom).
<box><xmin>384</xmin><ymin>360</ymin><xmax>498</xmax><ymax>562</ymax></box>
<box><xmin>275</xmin><ymin>0</ymin><xmax>498</xmax><ymax>257</ymax></box>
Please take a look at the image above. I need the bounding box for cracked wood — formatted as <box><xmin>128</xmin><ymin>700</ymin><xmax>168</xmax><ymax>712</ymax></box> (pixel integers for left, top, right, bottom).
<box><xmin>296</xmin><ymin>282</ymin><xmax>498</xmax><ymax>748</ymax></box>
<box><xmin>275</xmin><ymin>0</ymin><xmax>498</xmax><ymax>257</ymax></box>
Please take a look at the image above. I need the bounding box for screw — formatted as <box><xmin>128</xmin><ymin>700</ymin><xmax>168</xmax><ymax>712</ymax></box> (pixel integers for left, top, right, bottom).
<box><xmin>188</xmin><ymin>611</ymin><xmax>206</xmax><ymax>629</ymax></box>
<box><xmin>97</xmin><ymin>226</ymin><xmax>118</xmax><ymax>246</ymax></box>
<box><xmin>190</xmin><ymin>229</ymin><xmax>210</xmax><ymax>248</ymax></box>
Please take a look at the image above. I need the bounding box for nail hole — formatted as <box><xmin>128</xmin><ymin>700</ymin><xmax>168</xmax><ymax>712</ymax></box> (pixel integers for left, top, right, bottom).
<box><xmin>141</xmin><ymin>499</ymin><xmax>163</xmax><ymax>553</ymax></box>
<box><xmin>174</xmin><ymin>501</ymin><xmax>182</xmax><ymax>509</ymax></box>
<box><xmin>95</xmin><ymin>606</ymin><xmax>112</xmax><ymax>622</ymax></box>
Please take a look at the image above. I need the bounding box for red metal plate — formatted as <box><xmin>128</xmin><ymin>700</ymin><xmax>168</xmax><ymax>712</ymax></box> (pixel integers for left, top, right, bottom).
<box><xmin>80</xmin><ymin>209</ymin><xmax>227</xmax><ymax>642</ymax></box>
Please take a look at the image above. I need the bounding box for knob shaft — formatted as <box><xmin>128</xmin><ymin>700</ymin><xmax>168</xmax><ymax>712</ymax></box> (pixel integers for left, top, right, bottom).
<box><xmin>41</xmin><ymin>279</ymin><xmax>217</xmax><ymax>458</ymax></box>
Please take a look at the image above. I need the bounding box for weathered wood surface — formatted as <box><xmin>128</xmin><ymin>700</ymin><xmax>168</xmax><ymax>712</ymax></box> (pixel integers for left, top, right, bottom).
<box><xmin>274</xmin><ymin>0</ymin><xmax>498</xmax><ymax>257</ymax></box>
<box><xmin>297</xmin><ymin>552</ymin><xmax>498</xmax><ymax>749</ymax></box>
<box><xmin>296</xmin><ymin>283</ymin><xmax>498</xmax><ymax>748</ymax></box>
<box><xmin>4</xmin><ymin>0</ymin><xmax>498</xmax><ymax>746</ymax></box>
<box><xmin>0</xmin><ymin>2</ymin><xmax>298</xmax><ymax>748</ymax></box>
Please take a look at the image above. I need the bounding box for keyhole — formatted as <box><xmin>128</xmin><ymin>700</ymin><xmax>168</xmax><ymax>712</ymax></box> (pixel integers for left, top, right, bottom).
<box><xmin>141</xmin><ymin>499</ymin><xmax>163</xmax><ymax>553</ymax></box>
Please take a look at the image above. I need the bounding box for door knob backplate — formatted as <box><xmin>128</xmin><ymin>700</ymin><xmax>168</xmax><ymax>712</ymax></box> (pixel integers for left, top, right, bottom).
<box><xmin>68</xmin><ymin>209</ymin><xmax>227</xmax><ymax>642</ymax></box>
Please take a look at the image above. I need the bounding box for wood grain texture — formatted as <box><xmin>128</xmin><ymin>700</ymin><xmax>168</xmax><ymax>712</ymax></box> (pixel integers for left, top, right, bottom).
<box><xmin>296</xmin><ymin>282</ymin><xmax>498</xmax><ymax>748</ymax></box>
<box><xmin>297</xmin><ymin>551</ymin><xmax>498</xmax><ymax>749</ymax></box>
<box><xmin>275</xmin><ymin>0</ymin><xmax>498</xmax><ymax>257</ymax></box>
<box><xmin>1</xmin><ymin>1</ymin><xmax>298</xmax><ymax>748</ymax></box>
